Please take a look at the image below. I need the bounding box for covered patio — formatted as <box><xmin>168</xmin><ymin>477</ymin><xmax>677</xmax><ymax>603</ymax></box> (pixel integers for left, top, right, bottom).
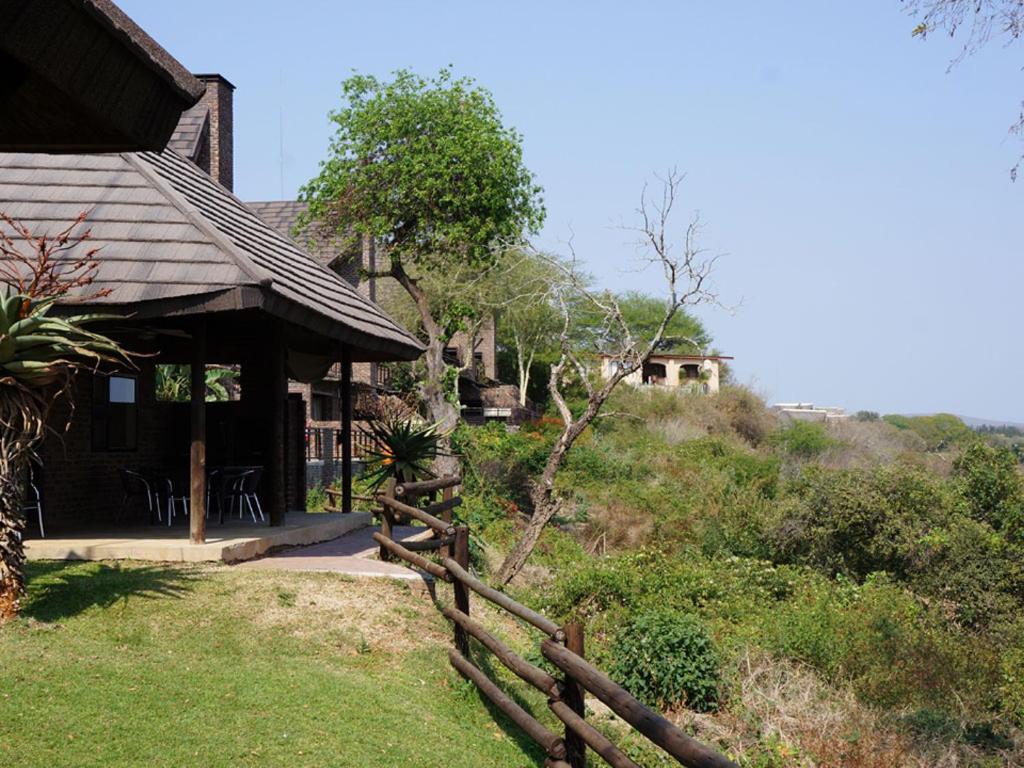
<box><xmin>24</xmin><ymin>512</ymin><xmax>373</xmax><ymax>563</ymax></box>
<box><xmin>0</xmin><ymin>146</ymin><xmax>423</xmax><ymax>555</ymax></box>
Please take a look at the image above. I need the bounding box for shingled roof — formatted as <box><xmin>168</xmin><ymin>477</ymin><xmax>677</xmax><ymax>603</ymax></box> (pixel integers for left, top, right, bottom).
<box><xmin>0</xmin><ymin>148</ymin><xmax>423</xmax><ymax>361</ymax></box>
<box><xmin>248</xmin><ymin>200</ymin><xmax>354</xmax><ymax>271</ymax></box>
<box><xmin>167</xmin><ymin>102</ymin><xmax>210</xmax><ymax>161</ymax></box>
<box><xmin>0</xmin><ymin>0</ymin><xmax>204</xmax><ymax>152</ymax></box>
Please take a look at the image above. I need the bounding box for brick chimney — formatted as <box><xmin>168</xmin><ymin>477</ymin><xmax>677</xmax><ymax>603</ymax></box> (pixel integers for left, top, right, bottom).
<box><xmin>194</xmin><ymin>74</ymin><xmax>234</xmax><ymax>191</ymax></box>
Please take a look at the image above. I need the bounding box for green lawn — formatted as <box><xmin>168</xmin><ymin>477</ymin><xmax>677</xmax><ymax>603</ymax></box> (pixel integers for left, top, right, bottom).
<box><xmin>0</xmin><ymin>561</ymin><xmax>545</xmax><ymax>767</ymax></box>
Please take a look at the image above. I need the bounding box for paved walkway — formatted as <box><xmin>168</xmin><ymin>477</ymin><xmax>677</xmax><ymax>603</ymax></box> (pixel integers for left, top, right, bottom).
<box><xmin>232</xmin><ymin>525</ymin><xmax>435</xmax><ymax>581</ymax></box>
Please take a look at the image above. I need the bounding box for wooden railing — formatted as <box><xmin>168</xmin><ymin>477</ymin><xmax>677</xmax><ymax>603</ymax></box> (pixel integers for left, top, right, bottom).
<box><xmin>305</xmin><ymin>425</ymin><xmax>377</xmax><ymax>461</ymax></box>
<box><xmin>371</xmin><ymin>476</ymin><xmax>738</xmax><ymax>768</ymax></box>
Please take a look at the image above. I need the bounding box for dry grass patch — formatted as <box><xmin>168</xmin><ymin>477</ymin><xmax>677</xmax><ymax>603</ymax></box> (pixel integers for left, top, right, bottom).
<box><xmin>226</xmin><ymin>568</ymin><xmax>448</xmax><ymax>653</ymax></box>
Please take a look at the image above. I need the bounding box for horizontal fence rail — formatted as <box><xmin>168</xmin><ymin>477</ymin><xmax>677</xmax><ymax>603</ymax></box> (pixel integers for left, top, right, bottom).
<box><xmin>449</xmin><ymin>648</ymin><xmax>567</xmax><ymax>760</ymax></box>
<box><xmin>394</xmin><ymin>475</ymin><xmax>462</xmax><ymax>497</ymax></box>
<box><xmin>371</xmin><ymin>477</ymin><xmax>737</xmax><ymax>768</ymax></box>
<box><xmin>380</xmin><ymin>494</ymin><xmax>455</xmax><ymax>535</ymax></box>
<box><xmin>442</xmin><ymin>556</ymin><xmax>562</xmax><ymax>638</ymax></box>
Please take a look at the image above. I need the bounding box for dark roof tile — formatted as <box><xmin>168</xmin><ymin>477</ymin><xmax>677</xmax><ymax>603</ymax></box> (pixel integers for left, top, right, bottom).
<box><xmin>0</xmin><ymin>149</ymin><xmax>422</xmax><ymax>360</ymax></box>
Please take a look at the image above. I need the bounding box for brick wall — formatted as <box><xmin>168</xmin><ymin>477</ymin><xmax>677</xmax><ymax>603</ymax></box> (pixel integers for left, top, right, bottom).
<box><xmin>448</xmin><ymin>314</ymin><xmax>497</xmax><ymax>381</ymax></box>
<box><xmin>196</xmin><ymin>74</ymin><xmax>234</xmax><ymax>191</ymax></box>
<box><xmin>39</xmin><ymin>361</ymin><xmax>299</xmax><ymax>532</ymax></box>
<box><xmin>40</xmin><ymin>365</ymin><xmax>188</xmax><ymax>529</ymax></box>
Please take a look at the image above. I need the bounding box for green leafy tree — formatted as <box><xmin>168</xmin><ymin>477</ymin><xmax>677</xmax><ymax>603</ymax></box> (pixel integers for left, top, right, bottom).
<box><xmin>491</xmin><ymin>249</ymin><xmax>563</xmax><ymax>407</ymax></box>
<box><xmin>882</xmin><ymin>412</ymin><xmax>973</xmax><ymax>451</ymax></box>
<box><xmin>300</xmin><ymin>68</ymin><xmax>545</xmax><ymax>471</ymax></box>
<box><xmin>585</xmin><ymin>291</ymin><xmax>710</xmax><ymax>355</ymax></box>
<box><xmin>0</xmin><ymin>213</ymin><xmax>131</xmax><ymax>620</ymax></box>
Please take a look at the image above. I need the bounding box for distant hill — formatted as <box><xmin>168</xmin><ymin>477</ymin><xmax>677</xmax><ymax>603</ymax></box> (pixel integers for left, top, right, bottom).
<box><xmin>956</xmin><ymin>415</ymin><xmax>1024</xmax><ymax>430</ymax></box>
<box><xmin>891</xmin><ymin>413</ymin><xmax>1024</xmax><ymax>430</ymax></box>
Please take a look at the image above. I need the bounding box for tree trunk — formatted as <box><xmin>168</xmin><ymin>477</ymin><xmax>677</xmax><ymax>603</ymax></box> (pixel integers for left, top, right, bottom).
<box><xmin>391</xmin><ymin>261</ymin><xmax>461</xmax><ymax>477</ymax></box>
<box><xmin>496</xmin><ymin>389</ymin><xmax>609</xmax><ymax>585</ymax></box>
<box><xmin>0</xmin><ymin>388</ymin><xmax>44</xmax><ymax>622</ymax></box>
<box><xmin>495</xmin><ymin>417</ymin><xmax>588</xmax><ymax>585</ymax></box>
<box><xmin>421</xmin><ymin>335</ymin><xmax>461</xmax><ymax>477</ymax></box>
<box><xmin>517</xmin><ymin>347</ymin><xmax>534</xmax><ymax>408</ymax></box>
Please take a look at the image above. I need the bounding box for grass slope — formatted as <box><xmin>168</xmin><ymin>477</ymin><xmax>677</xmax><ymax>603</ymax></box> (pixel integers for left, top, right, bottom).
<box><xmin>0</xmin><ymin>562</ymin><xmax>545</xmax><ymax>768</ymax></box>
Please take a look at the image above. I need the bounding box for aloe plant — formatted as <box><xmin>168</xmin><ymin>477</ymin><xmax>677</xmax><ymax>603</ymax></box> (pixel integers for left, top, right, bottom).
<box><xmin>360</xmin><ymin>417</ymin><xmax>446</xmax><ymax>490</ymax></box>
<box><xmin>0</xmin><ymin>213</ymin><xmax>131</xmax><ymax>620</ymax></box>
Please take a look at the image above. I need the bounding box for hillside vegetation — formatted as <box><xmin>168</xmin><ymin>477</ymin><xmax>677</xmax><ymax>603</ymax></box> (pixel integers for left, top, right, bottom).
<box><xmin>455</xmin><ymin>388</ymin><xmax>1024</xmax><ymax>766</ymax></box>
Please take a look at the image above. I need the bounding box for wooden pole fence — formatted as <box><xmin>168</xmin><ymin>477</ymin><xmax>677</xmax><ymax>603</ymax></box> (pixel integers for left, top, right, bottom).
<box><xmin>400</xmin><ymin>536</ymin><xmax>455</xmax><ymax>552</ymax></box>
<box><xmin>541</xmin><ymin>639</ymin><xmax>738</xmax><ymax>768</ymax></box>
<box><xmin>369</xmin><ymin>477</ymin><xmax>736</xmax><ymax>768</ymax></box>
<box><xmin>451</xmin><ymin>526</ymin><xmax>471</xmax><ymax>657</ymax></box>
<box><xmin>442</xmin><ymin>556</ymin><xmax>562</xmax><ymax>638</ymax></box>
<box><xmin>449</xmin><ymin>648</ymin><xmax>567</xmax><ymax>761</ymax></box>
<box><xmin>562</xmin><ymin>622</ymin><xmax>587</xmax><ymax>768</ymax></box>
<box><xmin>424</xmin><ymin>495</ymin><xmax>462</xmax><ymax>518</ymax></box>
<box><xmin>442</xmin><ymin>606</ymin><xmax>560</xmax><ymax>698</ymax></box>
<box><xmin>381</xmin><ymin>494</ymin><xmax>455</xmax><ymax>535</ymax></box>
<box><xmin>395</xmin><ymin>475</ymin><xmax>461</xmax><ymax>496</ymax></box>
<box><xmin>549</xmin><ymin>700</ymin><xmax>640</xmax><ymax>768</ymax></box>
<box><xmin>372</xmin><ymin>533</ymin><xmax>451</xmax><ymax>582</ymax></box>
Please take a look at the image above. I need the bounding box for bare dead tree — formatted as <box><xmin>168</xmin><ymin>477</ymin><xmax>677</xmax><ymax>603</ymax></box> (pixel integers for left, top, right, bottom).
<box><xmin>495</xmin><ymin>170</ymin><xmax>721</xmax><ymax>585</ymax></box>
<box><xmin>903</xmin><ymin>0</ymin><xmax>1024</xmax><ymax>178</ymax></box>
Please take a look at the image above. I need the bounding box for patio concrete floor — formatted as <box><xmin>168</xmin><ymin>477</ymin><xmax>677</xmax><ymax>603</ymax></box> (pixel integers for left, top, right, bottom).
<box><xmin>24</xmin><ymin>512</ymin><xmax>372</xmax><ymax>564</ymax></box>
<box><xmin>233</xmin><ymin>524</ymin><xmax>435</xmax><ymax>581</ymax></box>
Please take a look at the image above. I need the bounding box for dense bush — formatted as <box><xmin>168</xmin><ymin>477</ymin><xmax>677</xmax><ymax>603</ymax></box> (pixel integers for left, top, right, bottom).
<box><xmin>882</xmin><ymin>412</ymin><xmax>974</xmax><ymax>451</ymax></box>
<box><xmin>769</xmin><ymin>464</ymin><xmax>949</xmax><ymax>581</ymax></box>
<box><xmin>768</xmin><ymin>420</ymin><xmax>838</xmax><ymax>459</ymax></box>
<box><xmin>610</xmin><ymin>608</ymin><xmax>721</xmax><ymax>712</ymax></box>
<box><xmin>952</xmin><ymin>442</ymin><xmax>1024</xmax><ymax>537</ymax></box>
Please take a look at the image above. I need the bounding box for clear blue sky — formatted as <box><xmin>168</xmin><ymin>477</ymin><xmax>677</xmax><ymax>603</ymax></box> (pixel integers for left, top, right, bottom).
<box><xmin>123</xmin><ymin>0</ymin><xmax>1024</xmax><ymax>421</ymax></box>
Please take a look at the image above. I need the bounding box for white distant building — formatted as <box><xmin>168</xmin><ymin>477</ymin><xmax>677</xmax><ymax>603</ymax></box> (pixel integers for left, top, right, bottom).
<box><xmin>773</xmin><ymin>402</ymin><xmax>848</xmax><ymax>422</ymax></box>
<box><xmin>599</xmin><ymin>353</ymin><xmax>732</xmax><ymax>395</ymax></box>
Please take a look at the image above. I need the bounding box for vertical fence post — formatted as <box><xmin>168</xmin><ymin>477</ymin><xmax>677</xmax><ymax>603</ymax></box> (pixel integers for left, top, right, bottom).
<box><xmin>452</xmin><ymin>525</ymin><xmax>471</xmax><ymax>656</ymax></box>
<box><xmin>379</xmin><ymin>477</ymin><xmax>395</xmax><ymax>561</ymax></box>
<box><xmin>563</xmin><ymin>622</ymin><xmax>586</xmax><ymax>768</ymax></box>
<box><xmin>441</xmin><ymin>478</ymin><xmax>454</xmax><ymax>526</ymax></box>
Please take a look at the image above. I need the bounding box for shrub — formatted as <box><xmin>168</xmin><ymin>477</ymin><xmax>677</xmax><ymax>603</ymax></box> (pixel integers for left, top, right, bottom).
<box><xmin>952</xmin><ymin>442</ymin><xmax>1024</xmax><ymax>537</ymax></box>
<box><xmin>610</xmin><ymin>608</ymin><xmax>721</xmax><ymax>712</ymax></box>
<box><xmin>675</xmin><ymin>437</ymin><xmax>780</xmax><ymax>498</ymax></box>
<box><xmin>914</xmin><ymin>516</ymin><xmax>1024</xmax><ymax>627</ymax></box>
<box><xmin>306</xmin><ymin>483</ymin><xmax>328</xmax><ymax>512</ymax></box>
<box><xmin>770</xmin><ymin>465</ymin><xmax>949</xmax><ymax>581</ymax></box>
<box><xmin>882</xmin><ymin>413</ymin><xmax>973</xmax><ymax>452</ymax></box>
<box><xmin>717</xmin><ymin>386</ymin><xmax>777</xmax><ymax>446</ymax></box>
<box><xmin>1000</xmin><ymin>638</ymin><xmax>1024</xmax><ymax>728</ymax></box>
<box><xmin>769</xmin><ymin>421</ymin><xmax>838</xmax><ymax>459</ymax></box>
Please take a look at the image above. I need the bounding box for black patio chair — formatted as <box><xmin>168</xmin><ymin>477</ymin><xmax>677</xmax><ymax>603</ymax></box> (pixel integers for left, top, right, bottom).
<box><xmin>221</xmin><ymin>467</ymin><xmax>264</xmax><ymax>524</ymax></box>
<box><xmin>118</xmin><ymin>468</ymin><xmax>156</xmax><ymax>523</ymax></box>
<box><xmin>20</xmin><ymin>464</ymin><xmax>43</xmax><ymax>538</ymax></box>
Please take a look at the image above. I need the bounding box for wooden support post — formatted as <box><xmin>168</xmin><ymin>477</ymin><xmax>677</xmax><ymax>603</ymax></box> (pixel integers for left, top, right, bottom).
<box><xmin>379</xmin><ymin>478</ymin><xmax>395</xmax><ymax>561</ymax></box>
<box><xmin>452</xmin><ymin>525</ymin><xmax>471</xmax><ymax>657</ymax></box>
<box><xmin>268</xmin><ymin>321</ymin><xmax>287</xmax><ymax>526</ymax></box>
<box><xmin>340</xmin><ymin>347</ymin><xmax>353</xmax><ymax>514</ymax></box>
<box><xmin>563</xmin><ymin>622</ymin><xmax>586</xmax><ymax>768</ymax></box>
<box><xmin>189</xmin><ymin>320</ymin><xmax>207</xmax><ymax>545</ymax></box>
